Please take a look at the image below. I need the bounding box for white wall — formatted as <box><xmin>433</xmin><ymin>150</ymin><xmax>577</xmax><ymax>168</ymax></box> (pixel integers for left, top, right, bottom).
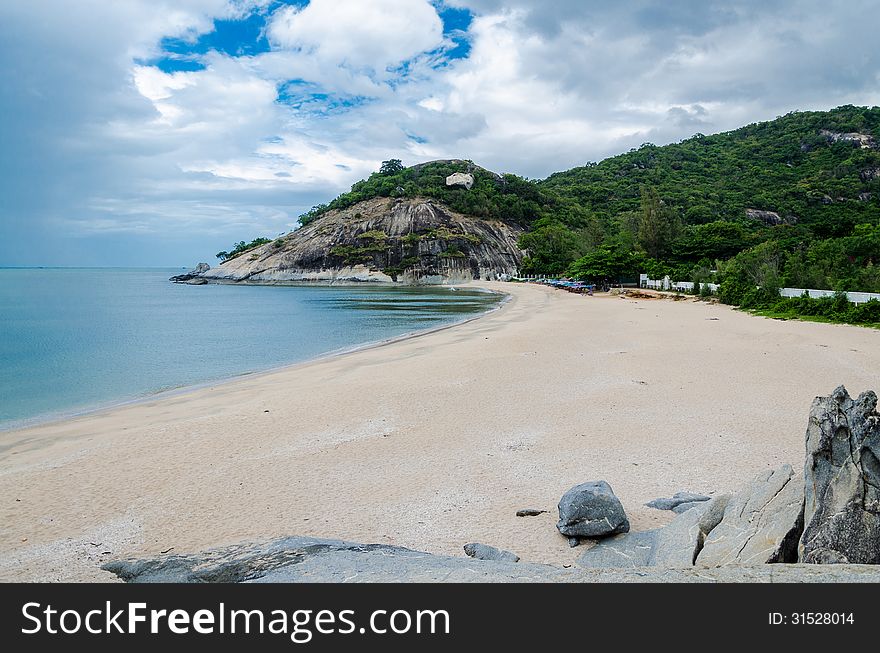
<box><xmin>779</xmin><ymin>288</ymin><xmax>880</xmax><ymax>305</ymax></box>
<box><xmin>639</xmin><ymin>274</ymin><xmax>880</xmax><ymax>304</ymax></box>
<box><xmin>639</xmin><ymin>274</ymin><xmax>719</xmax><ymax>293</ymax></box>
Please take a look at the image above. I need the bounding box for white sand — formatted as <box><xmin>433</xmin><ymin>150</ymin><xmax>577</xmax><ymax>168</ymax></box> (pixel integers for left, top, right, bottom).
<box><xmin>1</xmin><ymin>282</ymin><xmax>878</xmax><ymax>581</ymax></box>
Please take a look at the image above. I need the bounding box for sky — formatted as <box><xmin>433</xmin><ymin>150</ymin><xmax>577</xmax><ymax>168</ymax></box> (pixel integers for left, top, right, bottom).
<box><xmin>1</xmin><ymin>0</ymin><xmax>879</xmax><ymax>267</ymax></box>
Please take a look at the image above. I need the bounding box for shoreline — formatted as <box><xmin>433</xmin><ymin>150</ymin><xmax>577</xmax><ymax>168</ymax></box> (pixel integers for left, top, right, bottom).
<box><xmin>2</xmin><ymin>281</ymin><xmax>879</xmax><ymax>581</ymax></box>
<box><xmin>0</xmin><ymin>284</ymin><xmax>509</xmax><ymax>437</ymax></box>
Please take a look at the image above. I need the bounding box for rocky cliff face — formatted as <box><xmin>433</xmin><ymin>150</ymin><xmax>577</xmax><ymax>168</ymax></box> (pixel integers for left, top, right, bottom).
<box><xmin>193</xmin><ymin>196</ymin><xmax>523</xmax><ymax>285</ymax></box>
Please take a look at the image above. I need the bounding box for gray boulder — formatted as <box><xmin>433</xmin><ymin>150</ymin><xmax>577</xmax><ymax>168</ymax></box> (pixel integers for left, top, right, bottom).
<box><xmin>463</xmin><ymin>543</ymin><xmax>519</xmax><ymax>563</ymax></box>
<box><xmin>646</xmin><ymin>492</ymin><xmax>711</xmax><ymax>511</ymax></box>
<box><xmin>697</xmin><ymin>465</ymin><xmax>804</xmax><ymax>566</ymax></box>
<box><xmin>861</xmin><ymin>167</ymin><xmax>880</xmax><ymax>182</ymax></box>
<box><xmin>557</xmin><ymin>481</ymin><xmax>630</xmax><ymax>540</ymax></box>
<box><xmin>746</xmin><ymin>208</ymin><xmax>784</xmax><ymax>225</ymax></box>
<box><xmin>799</xmin><ymin>386</ymin><xmax>880</xmax><ymax>564</ymax></box>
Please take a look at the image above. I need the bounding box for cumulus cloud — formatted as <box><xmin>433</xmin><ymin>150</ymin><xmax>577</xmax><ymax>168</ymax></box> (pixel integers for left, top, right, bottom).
<box><xmin>0</xmin><ymin>0</ymin><xmax>878</xmax><ymax>265</ymax></box>
<box><xmin>266</xmin><ymin>0</ymin><xmax>444</xmax><ymax>74</ymax></box>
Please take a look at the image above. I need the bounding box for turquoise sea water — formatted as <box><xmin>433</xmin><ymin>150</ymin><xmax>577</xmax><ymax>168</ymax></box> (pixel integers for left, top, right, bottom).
<box><xmin>0</xmin><ymin>268</ymin><xmax>501</xmax><ymax>430</ymax></box>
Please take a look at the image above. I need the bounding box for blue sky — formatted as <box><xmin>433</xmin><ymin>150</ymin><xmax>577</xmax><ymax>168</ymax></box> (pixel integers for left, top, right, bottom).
<box><xmin>1</xmin><ymin>0</ymin><xmax>878</xmax><ymax>267</ymax></box>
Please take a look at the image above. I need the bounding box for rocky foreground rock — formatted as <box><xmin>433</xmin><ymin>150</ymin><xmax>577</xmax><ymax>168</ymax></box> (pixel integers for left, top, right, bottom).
<box><xmin>556</xmin><ymin>481</ymin><xmax>630</xmax><ymax>542</ymax></box>
<box><xmin>463</xmin><ymin>543</ymin><xmax>519</xmax><ymax>562</ymax></box>
<box><xmin>102</xmin><ymin>536</ymin><xmax>880</xmax><ymax>583</ymax></box>
<box><xmin>696</xmin><ymin>465</ymin><xmax>803</xmax><ymax>565</ymax></box>
<box><xmin>578</xmin><ymin>496</ymin><xmax>729</xmax><ymax>568</ymax></box>
<box><xmin>800</xmin><ymin>386</ymin><xmax>880</xmax><ymax>564</ymax></box>
<box><xmin>646</xmin><ymin>492</ymin><xmax>711</xmax><ymax>513</ymax></box>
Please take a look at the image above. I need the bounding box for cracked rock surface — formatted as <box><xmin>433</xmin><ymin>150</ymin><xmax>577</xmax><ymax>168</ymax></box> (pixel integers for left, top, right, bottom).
<box><xmin>696</xmin><ymin>465</ymin><xmax>804</xmax><ymax>566</ymax></box>
<box><xmin>577</xmin><ymin>495</ymin><xmax>729</xmax><ymax>568</ymax></box>
<box><xmin>800</xmin><ymin>386</ymin><xmax>880</xmax><ymax>564</ymax></box>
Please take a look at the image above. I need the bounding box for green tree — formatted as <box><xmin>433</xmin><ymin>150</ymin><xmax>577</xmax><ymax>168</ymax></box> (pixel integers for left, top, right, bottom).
<box><xmin>637</xmin><ymin>187</ymin><xmax>682</xmax><ymax>259</ymax></box>
<box><xmin>567</xmin><ymin>245</ymin><xmax>643</xmax><ymax>282</ymax></box>
<box><xmin>379</xmin><ymin>159</ymin><xmax>405</xmax><ymax>175</ymax></box>
<box><xmin>298</xmin><ymin>203</ymin><xmax>329</xmax><ymax>226</ymax></box>
<box><xmin>518</xmin><ymin>221</ymin><xmax>582</xmax><ymax>274</ymax></box>
<box><xmin>717</xmin><ymin>241</ymin><xmax>783</xmax><ymax>305</ymax></box>
<box><xmin>674</xmin><ymin>221</ymin><xmax>749</xmax><ymax>260</ymax></box>
<box><xmin>215</xmin><ymin>238</ymin><xmax>272</xmax><ymax>263</ymax></box>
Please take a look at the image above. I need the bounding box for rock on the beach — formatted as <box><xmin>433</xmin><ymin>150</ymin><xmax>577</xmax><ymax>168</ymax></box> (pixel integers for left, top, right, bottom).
<box><xmin>463</xmin><ymin>543</ymin><xmax>520</xmax><ymax>563</ymax></box>
<box><xmin>799</xmin><ymin>386</ymin><xmax>880</xmax><ymax>564</ymax></box>
<box><xmin>575</xmin><ymin>530</ymin><xmax>657</xmax><ymax>568</ymax></box>
<box><xmin>557</xmin><ymin>481</ymin><xmax>630</xmax><ymax>540</ymax></box>
<box><xmin>102</xmin><ymin>535</ymin><xmax>880</xmax><ymax>583</ymax></box>
<box><xmin>646</xmin><ymin>492</ymin><xmax>711</xmax><ymax>512</ymax></box>
<box><xmin>577</xmin><ymin>495</ymin><xmax>729</xmax><ymax>569</ymax></box>
<box><xmin>654</xmin><ymin>495</ymin><xmax>729</xmax><ymax>566</ymax></box>
<box><xmin>516</xmin><ymin>509</ymin><xmax>548</xmax><ymax>517</ymax></box>
<box><xmin>696</xmin><ymin>465</ymin><xmax>804</xmax><ymax>566</ymax></box>
<box><xmin>671</xmin><ymin>501</ymin><xmax>706</xmax><ymax>514</ymax></box>
<box><xmin>697</xmin><ymin>494</ymin><xmax>731</xmax><ymax>540</ymax></box>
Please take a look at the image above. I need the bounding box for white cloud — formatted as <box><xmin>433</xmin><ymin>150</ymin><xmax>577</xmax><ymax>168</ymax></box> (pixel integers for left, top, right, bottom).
<box><xmin>266</xmin><ymin>0</ymin><xmax>444</xmax><ymax>74</ymax></box>
<box><xmin>1</xmin><ymin>0</ymin><xmax>879</xmax><ymax>266</ymax></box>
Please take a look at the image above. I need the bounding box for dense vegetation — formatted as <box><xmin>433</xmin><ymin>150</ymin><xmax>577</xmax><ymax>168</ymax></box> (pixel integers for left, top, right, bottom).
<box><xmin>738</xmin><ymin>291</ymin><xmax>880</xmax><ymax>326</ymax></box>
<box><xmin>295</xmin><ymin>106</ymin><xmax>879</xmax><ymax>295</ymax></box>
<box><xmin>542</xmin><ymin>105</ymin><xmax>880</xmax><ymax>290</ymax></box>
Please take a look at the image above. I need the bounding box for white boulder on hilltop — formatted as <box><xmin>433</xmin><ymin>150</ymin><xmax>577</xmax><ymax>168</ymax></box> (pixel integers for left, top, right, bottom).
<box><xmin>445</xmin><ymin>172</ymin><xmax>474</xmax><ymax>190</ymax></box>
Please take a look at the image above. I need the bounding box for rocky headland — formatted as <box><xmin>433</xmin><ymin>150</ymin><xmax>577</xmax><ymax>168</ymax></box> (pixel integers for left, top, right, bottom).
<box><xmin>172</xmin><ymin>166</ymin><xmax>525</xmax><ymax>286</ymax></box>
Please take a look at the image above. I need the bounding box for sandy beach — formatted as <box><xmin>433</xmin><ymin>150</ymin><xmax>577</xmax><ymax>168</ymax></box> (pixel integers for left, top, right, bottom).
<box><xmin>1</xmin><ymin>281</ymin><xmax>878</xmax><ymax>581</ymax></box>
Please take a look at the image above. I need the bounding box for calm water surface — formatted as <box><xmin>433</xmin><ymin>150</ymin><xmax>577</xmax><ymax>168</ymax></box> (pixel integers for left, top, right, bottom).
<box><xmin>0</xmin><ymin>268</ymin><xmax>501</xmax><ymax>430</ymax></box>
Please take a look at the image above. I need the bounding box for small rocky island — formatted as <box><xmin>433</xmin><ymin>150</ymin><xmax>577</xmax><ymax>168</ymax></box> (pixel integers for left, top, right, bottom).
<box><xmin>172</xmin><ymin>161</ymin><xmax>524</xmax><ymax>285</ymax></box>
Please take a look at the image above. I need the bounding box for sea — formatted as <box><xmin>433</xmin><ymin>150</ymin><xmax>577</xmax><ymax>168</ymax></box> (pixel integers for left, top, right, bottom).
<box><xmin>0</xmin><ymin>268</ymin><xmax>502</xmax><ymax>431</ymax></box>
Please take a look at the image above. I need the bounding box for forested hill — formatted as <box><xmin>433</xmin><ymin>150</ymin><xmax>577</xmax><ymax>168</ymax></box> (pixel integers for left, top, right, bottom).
<box><xmin>532</xmin><ymin>105</ymin><xmax>880</xmax><ymax>295</ymax></box>
<box><xmin>228</xmin><ymin>105</ymin><xmax>879</xmax><ymax>296</ymax></box>
<box><xmin>542</xmin><ymin>105</ymin><xmax>880</xmax><ymax>230</ymax></box>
